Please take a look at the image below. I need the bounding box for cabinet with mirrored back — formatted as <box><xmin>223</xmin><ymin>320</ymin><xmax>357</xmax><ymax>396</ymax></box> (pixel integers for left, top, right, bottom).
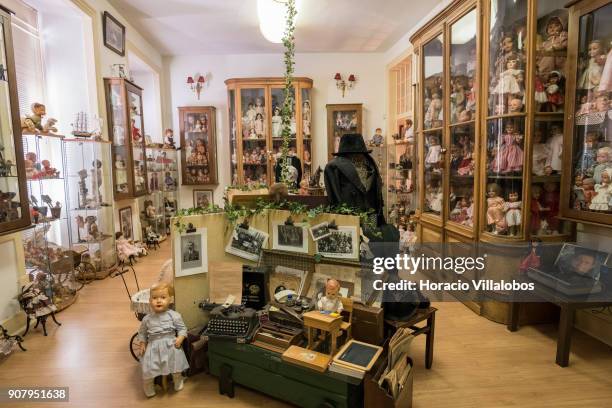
<box><xmin>0</xmin><ymin>6</ymin><xmax>31</xmax><ymax>234</ymax></box>
<box><xmin>225</xmin><ymin>78</ymin><xmax>313</xmax><ymax>187</ymax></box>
<box><xmin>104</xmin><ymin>78</ymin><xmax>148</xmax><ymax>200</ymax></box>
<box><xmin>412</xmin><ymin>0</ymin><xmax>575</xmax><ymax>245</ymax></box>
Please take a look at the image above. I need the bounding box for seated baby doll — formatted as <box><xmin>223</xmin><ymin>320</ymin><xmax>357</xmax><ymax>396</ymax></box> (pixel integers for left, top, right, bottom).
<box><xmin>136</xmin><ymin>283</ymin><xmax>189</xmax><ymax>397</ymax></box>
<box><xmin>317</xmin><ymin>278</ymin><xmax>344</xmax><ymax>314</ymax></box>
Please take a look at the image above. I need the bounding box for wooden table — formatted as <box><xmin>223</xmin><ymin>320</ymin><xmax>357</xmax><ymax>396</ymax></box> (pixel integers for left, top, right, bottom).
<box><xmin>385</xmin><ymin>307</ymin><xmax>437</xmax><ymax>369</ymax></box>
<box><xmin>303</xmin><ymin>311</ymin><xmax>343</xmax><ymax>356</ymax></box>
<box><xmin>507</xmin><ymin>278</ymin><xmax>612</xmax><ymax>367</ymax></box>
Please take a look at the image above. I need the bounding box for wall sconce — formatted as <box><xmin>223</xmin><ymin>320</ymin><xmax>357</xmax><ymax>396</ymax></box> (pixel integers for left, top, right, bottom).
<box><xmin>334</xmin><ymin>73</ymin><xmax>356</xmax><ymax>97</ymax></box>
<box><xmin>187</xmin><ymin>75</ymin><xmax>206</xmax><ymax>99</ymax></box>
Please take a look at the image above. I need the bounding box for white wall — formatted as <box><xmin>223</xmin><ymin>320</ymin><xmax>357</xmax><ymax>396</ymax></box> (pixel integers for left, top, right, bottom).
<box><xmin>131</xmin><ymin>69</ymin><xmax>160</xmax><ymax>142</ymax></box>
<box><xmin>167</xmin><ymin>52</ymin><xmax>385</xmax><ymax>208</ymax></box>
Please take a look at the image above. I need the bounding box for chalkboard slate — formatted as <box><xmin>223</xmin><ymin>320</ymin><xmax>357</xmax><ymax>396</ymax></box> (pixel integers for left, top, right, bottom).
<box><xmin>336</xmin><ymin>341</ymin><xmax>381</xmax><ymax>368</ymax></box>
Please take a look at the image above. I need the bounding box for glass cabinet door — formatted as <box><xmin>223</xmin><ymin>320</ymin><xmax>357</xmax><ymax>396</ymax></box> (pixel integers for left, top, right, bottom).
<box><xmin>423</xmin><ymin>34</ymin><xmax>444</xmax><ymax>216</ymax></box>
<box><xmin>568</xmin><ymin>3</ymin><xmax>612</xmax><ymax>219</ymax></box>
<box><xmin>109</xmin><ymin>83</ymin><xmax>130</xmax><ymax>196</ymax></box>
<box><xmin>448</xmin><ymin>9</ymin><xmax>477</xmax><ymax>229</ymax></box>
<box><xmin>484</xmin><ymin>0</ymin><xmax>528</xmax><ymax>237</ymax></box>
<box><xmin>0</xmin><ymin>16</ymin><xmax>28</xmax><ymax>231</ymax></box>
<box><xmin>301</xmin><ymin>88</ymin><xmax>312</xmax><ymax>179</ymax></box>
<box><xmin>228</xmin><ymin>89</ymin><xmax>238</xmax><ymax>185</ymax></box>
<box><xmin>271</xmin><ymin>86</ymin><xmax>297</xmax><ymax>181</ymax></box>
<box><xmin>240</xmin><ymin>88</ymin><xmax>268</xmax><ymax>185</ymax></box>
<box><xmin>127</xmin><ymin>90</ymin><xmax>146</xmax><ymax>195</ymax></box>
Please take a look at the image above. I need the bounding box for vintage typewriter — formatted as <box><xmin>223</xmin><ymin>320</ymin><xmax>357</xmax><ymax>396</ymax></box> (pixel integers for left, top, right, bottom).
<box><xmin>200</xmin><ymin>299</ymin><xmax>258</xmax><ymax>343</ymax></box>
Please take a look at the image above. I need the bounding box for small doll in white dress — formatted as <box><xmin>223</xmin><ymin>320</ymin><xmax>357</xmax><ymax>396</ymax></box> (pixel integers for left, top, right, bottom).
<box><xmin>493</xmin><ymin>54</ymin><xmax>523</xmax><ymax>97</ymax></box>
<box><xmin>578</xmin><ymin>40</ymin><xmax>606</xmax><ymax>91</ymax></box>
<box><xmin>425</xmin><ymin>135</ymin><xmax>442</xmax><ymax>171</ymax></box>
<box><xmin>271</xmin><ymin>106</ymin><xmax>282</xmax><ymax>138</ymax></box>
<box><xmin>136</xmin><ymin>283</ymin><xmax>189</xmax><ymax>397</ymax></box>
<box><xmin>302</xmin><ymin>100</ymin><xmax>311</xmax><ymax>136</ymax></box>
<box><xmin>254</xmin><ymin>113</ymin><xmax>264</xmax><ymax>137</ymax></box>
<box><xmin>317</xmin><ymin>279</ymin><xmax>343</xmax><ymax>314</ymax></box>
<box><xmin>505</xmin><ymin>191</ymin><xmax>522</xmax><ymax>236</ymax></box>
<box><xmin>589</xmin><ymin>169</ymin><xmax>612</xmax><ymax>212</ymax></box>
<box><xmin>244</xmin><ymin>102</ymin><xmax>257</xmax><ymax>128</ymax></box>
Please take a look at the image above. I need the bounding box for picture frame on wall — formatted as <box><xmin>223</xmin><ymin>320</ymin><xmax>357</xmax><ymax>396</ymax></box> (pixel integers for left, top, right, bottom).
<box><xmin>272</xmin><ymin>222</ymin><xmax>309</xmax><ymax>254</ymax></box>
<box><xmin>118</xmin><ymin>206</ymin><xmax>133</xmax><ymax>240</ymax></box>
<box><xmin>179</xmin><ymin>106</ymin><xmax>218</xmax><ymax>185</ymax></box>
<box><xmin>103</xmin><ymin>11</ymin><xmax>125</xmax><ymax>57</ymax></box>
<box><xmin>193</xmin><ymin>189</ymin><xmax>213</xmax><ymax>208</ymax></box>
<box><xmin>315</xmin><ymin>226</ymin><xmax>359</xmax><ymax>260</ymax></box>
<box><xmin>174</xmin><ymin>227</ymin><xmax>208</xmax><ymax>277</ymax></box>
<box><xmin>326</xmin><ymin>103</ymin><xmax>363</xmax><ymax>160</ymax></box>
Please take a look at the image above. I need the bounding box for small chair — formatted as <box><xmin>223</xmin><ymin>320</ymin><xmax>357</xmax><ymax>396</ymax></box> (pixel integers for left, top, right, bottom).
<box><xmin>339</xmin><ymin>297</ymin><xmax>354</xmax><ymax>342</ymax></box>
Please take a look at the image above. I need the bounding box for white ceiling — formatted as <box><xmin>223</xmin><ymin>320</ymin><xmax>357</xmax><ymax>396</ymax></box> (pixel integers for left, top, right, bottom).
<box><xmin>107</xmin><ymin>0</ymin><xmax>443</xmax><ymax>56</ymax></box>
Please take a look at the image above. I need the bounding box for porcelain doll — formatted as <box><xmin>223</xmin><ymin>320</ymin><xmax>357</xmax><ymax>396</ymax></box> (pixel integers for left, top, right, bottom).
<box><xmin>425</xmin><ymin>92</ymin><xmax>443</xmax><ymax>128</ymax></box>
<box><xmin>317</xmin><ymin>278</ymin><xmax>344</xmax><ymax>314</ymax></box>
<box><xmin>492</xmin><ymin>122</ymin><xmax>524</xmax><ymax>174</ymax></box>
<box><xmin>493</xmin><ymin>54</ymin><xmax>523</xmax><ymax>96</ymax></box>
<box><xmin>542</xmin><ymin>182</ymin><xmax>560</xmax><ymax>233</ymax></box>
<box><xmin>508</xmin><ymin>97</ymin><xmax>524</xmax><ymax>113</ymax></box>
<box><xmin>135</xmin><ymin>283</ymin><xmax>189</xmax><ymax>397</ymax></box>
<box><xmin>116</xmin><ymin>232</ymin><xmax>145</xmax><ymax>261</ymax></box>
<box><xmin>244</xmin><ymin>102</ymin><xmax>256</xmax><ymax>127</ymax></box>
<box><xmin>532</xmin><ymin>129</ymin><xmax>551</xmax><ymax>176</ymax></box>
<box><xmin>591</xmin><ymin>147</ymin><xmax>611</xmax><ymax>183</ymax></box>
<box><xmin>594</xmin><ymin>93</ymin><xmax>610</xmax><ymax>113</ymax></box>
<box><xmin>248</xmin><ymin>127</ymin><xmax>258</xmax><ymax>140</ymax></box>
<box><xmin>578</xmin><ymin>40</ymin><xmax>606</xmax><ymax>90</ymax></box>
<box><xmin>577</xmin><ymin>132</ymin><xmax>599</xmax><ymax>173</ymax></box>
<box><xmin>536</xmin><ymin>17</ymin><xmax>568</xmax><ymax>76</ymax></box>
<box><xmin>589</xmin><ymin>169</ymin><xmax>612</xmax><ymax>211</ymax></box>
<box><xmin>255</xmin><ymin>97</ymin><xmax>264</xmax><ymax>115</ymax></box>
<box><xmin>599</xmin><ymin>40</ymin><xmax>612</xmax><ymax>92</ymax></box>
<box><xmin>254</xmin><ymin>113</ymin><xmax>264</xmax><ymax>137</ymax></box>
<box><xmin>545</xmin><ymin>71</ymin><xmax>564</xmax><ymax>112</ymax></box>
<box><xmin>271</xmin><ymin>106</ymin><xmax>282</xmax><ymax>138</ymax></box>
<box><xmin>504</xmin><ymin>191</ymin><xmax>522</xmax><ymax>236</ymax></box>
<box><xmin>545</xmin><ymin>125</ymin><xmax>563</xmax><ymax>174</ymax></box>
<box><xmin>302</xmin><ymin>100</ymin><xmax>311</xmax><ymax>136</ymax></box>
<box><xmin>425</xmin><ymin>135</ymin><xmax>442</xmax><ymax>170</ymax></box>
<box><xmin>535</xmin><ymin>76</ymin><xmax>548</xmax><ymax>109</ymax></box>
<box><xmin>450</xmin><ymin>197</ymin><xmax>469</xmax><ymax>224</ymax></box>
<box><xmin>427</xmin><ymin>185</ymin><xmax>443</xmax><ymax>214</ymax></box>
<box><xmin>486</xmin><ymin>183</ymin><xmax>507</xmax><ymax>234</ymax></box>
<box><xmin>457</xmin><ymin>147</ymin><xmax>474</xmax><ymax>176</ymax></box>
<box><xmin>495</xmin><ymin>35</ymin><xmax>520</xmax><ymax>73</ymax></box>
<box><xmin>582</xmin><ymin>178</ymin><xmax>597</xmax><ymax>207</ymax></box>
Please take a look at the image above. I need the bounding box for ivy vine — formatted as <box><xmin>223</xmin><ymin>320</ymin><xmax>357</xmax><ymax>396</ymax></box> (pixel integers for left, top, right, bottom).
<box><xmin>279</xmin><ymin>0</ymin><xmax>297</xmax><ymax>185</ymax></box>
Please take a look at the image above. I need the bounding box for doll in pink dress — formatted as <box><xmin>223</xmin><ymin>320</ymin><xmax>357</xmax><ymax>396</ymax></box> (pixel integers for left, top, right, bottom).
<box><xmin>486</xmin><ymin>183</ymin><xmax>507</xmax><ymax>234</ymax></box>
<box><xmin>497</xmin><ymin>122</ymin><xmax>524</xmax><ymax>174</ymax></box>
<box><xmin>578</xmin><ymin>40</ymin><xmax>606</xmax><ymax>91</ymax></box>
<box><xmin>505</xmin><ymin>191</ymin><xmax>522</xmax><ymax>236</ymax></box>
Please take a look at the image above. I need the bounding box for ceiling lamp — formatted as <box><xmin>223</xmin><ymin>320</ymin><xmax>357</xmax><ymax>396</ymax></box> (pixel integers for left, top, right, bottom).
<box><xmin>257</xmin><ymin>0</ymin><xmax>288</xmax><ymax>43</ymax></box>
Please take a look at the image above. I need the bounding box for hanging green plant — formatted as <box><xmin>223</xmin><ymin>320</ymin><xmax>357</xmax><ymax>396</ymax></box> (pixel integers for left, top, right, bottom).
<box><xmin>279</xmin><ymin>0</ymin><xmax>297</xmax><ymax>185</ymax></box>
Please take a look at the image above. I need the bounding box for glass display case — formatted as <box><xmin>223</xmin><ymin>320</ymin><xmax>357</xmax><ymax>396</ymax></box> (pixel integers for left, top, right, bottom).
<box><xmin>561</xmin><ymin>0</ymin><xmax>612</xmax><ymax>226</ymax></box>
<box><xmin>22</xmin><ymin>133</ymin><xmax>77</xmax><ymax>311</ymax></box>
<box><xmin>225</xmin><ymin>77</ymin><xmax>313</xmax><ymax>187</ymax></box>
<box><xmin>144</xmin><ymin>145</ymin><xmax>177</xmax><ymax>238</ymax></box>
<box><xmin>178</xmin><ymin>106</ymin><xmax>218</xmax><ymax>185</ymax></box>
<box><xmin>64</xmin><ymin>139</ymin><xmax>116</xmax><ymax>276</ymax></box>
<box><xmin>0</xmin><ymin>7</ymin><xmax>30</xmax><ymax>234</ymax></box>
<box><xmin>104</xmin><ymin>78</ymin><xmax>147</xmax><ymax>199</ymax></box>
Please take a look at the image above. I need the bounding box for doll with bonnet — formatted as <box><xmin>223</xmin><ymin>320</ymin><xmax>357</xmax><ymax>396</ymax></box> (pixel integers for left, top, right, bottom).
<box><xmin>136</xmin><ymin>283</ymin><xmax>189</xmax><ymax>397</ymax></box>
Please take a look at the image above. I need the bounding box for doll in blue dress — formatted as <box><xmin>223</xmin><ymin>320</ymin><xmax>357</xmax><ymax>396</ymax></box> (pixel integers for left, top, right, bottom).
<box><xmin>136</xmin><ymin>283</ymin><xmax>189</xmax><ymax>397</ymax></box>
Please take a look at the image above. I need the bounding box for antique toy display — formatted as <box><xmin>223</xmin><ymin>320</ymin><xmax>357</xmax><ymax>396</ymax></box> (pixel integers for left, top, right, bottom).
<box><xmin>135</xmin><ymin>283</ymin><xmax>189</xmax><ymax>397</ymax></box>
<box><xmin>21</xmin><ymin>103</ymin><xmax>59</xmax><ymax>135</ymax></box>
<box><xmin>24</xmin><ymin>152</ymin><xmax>60</xmax><ymax>180</ymax></box>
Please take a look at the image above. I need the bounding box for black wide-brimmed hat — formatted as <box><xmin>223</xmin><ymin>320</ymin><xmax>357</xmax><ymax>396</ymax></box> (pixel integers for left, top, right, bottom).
<box><xmin>333</xmin><ymin>133</ymin><xmax>372</xmax><ymax>155</ymax></box>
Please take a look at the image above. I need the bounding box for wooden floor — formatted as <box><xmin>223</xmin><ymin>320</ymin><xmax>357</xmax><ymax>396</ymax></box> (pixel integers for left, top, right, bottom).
<box><xmin>1</xmin><ymin>241</ymin><xmax>611</xmax><ymax>408</ymax></box>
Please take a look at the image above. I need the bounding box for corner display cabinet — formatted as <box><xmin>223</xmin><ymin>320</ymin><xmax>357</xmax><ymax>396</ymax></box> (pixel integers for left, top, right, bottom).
<box><xmin>104</xmin><ymin>78</ymin><xmax>148</xmax><ymax>200</ymax></box>
<box><xmin>225</xmin><ymin>77</ymin><xmax>313</xmax><ymax>186</ymax></box>
<box><xmin>0</xmin><ymin>5</ymin><xmax>31</xmax><ymax>234</ymax></box>
<box><xmin>560</xmin><ymin>0</ymin><xmax>612</xmax><ymax>227</ymax></box>
<box><xmin>411</xmin><ymin>0</ymin><xmax>577</xmax><ymax>324</ymax></box>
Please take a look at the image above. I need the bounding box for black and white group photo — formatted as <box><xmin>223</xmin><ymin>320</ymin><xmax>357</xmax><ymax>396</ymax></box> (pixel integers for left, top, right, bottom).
<box><xmin>273</xmin><ymin>222</ymin><xmax>308</xmax><ymax>253</ymax></box>
<box><xmin>226</xmin><ymin>225</ymin><xmax>269</xmax><ymax>261</ymax></box>
<box><xmin>309</xmin><ymin>221</ymin><xmax>332</xmax><ymax>241</ymax></box>
<box><xmin>315</xmin><ymin>226</ymin><xmax>358</xmax><ymax>259</ymax></box>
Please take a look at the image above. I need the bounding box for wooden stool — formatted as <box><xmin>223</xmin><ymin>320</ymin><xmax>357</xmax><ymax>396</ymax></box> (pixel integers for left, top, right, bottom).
<box><xmin>385</xmin><ymin>307</ymin><xmax>437</xmax><ymax>369</ymax></box>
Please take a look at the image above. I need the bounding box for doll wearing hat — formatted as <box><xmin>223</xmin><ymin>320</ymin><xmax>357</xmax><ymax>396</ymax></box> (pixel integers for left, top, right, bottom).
<box><xmin>136</xmin><ymin>283</ymin><xmax>189</xmax><ymax>397</ymax></box>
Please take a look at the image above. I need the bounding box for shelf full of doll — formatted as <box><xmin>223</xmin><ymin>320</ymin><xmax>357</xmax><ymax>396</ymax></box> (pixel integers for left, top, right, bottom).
<box><xmin>572</xmin><ymin>137</ymin><xmax>612</xmax><ymax>213</ymax></box>
<box><xmin>450</xmin><ymin>76</ymin><xmax>476</xmax><ymax>124</ymax></box>
<box><xmin>530</xmin><ymin>183</ymin><xmax>562</xmax><ymax>236</ymax></box>
<box><xmin>21</xmin><ymin>103</ymin><xmax>59</xmax><ymax>136</ymax></box>
<box><xmin>243</xmin><ymin>146</ymin><xmax>268</xmax><ymax>165</ymax></box>
<box><xmin>534</xmin><ymin>16</ymin><xmax>568</xmax><ymax>114</ymax></box>
<box><xmin>449</xmin><ymin>193</ymin><xmax>474</xmax><ymax>228</ymax></box>
<box><xmin>574</xmin><ymin>37</ymin><xmax>611</xmax><ymax>123</ymax></box>
<box><xmin>28</xmin><ymin>194</ymin><xmax>62</xmax><ymax>224</ymax></box>
<box><xmin>485</xmin><ymin>182</ymin><xmax>522</xmax><ymax>236</ymax></box>
<box><xmin>185</xmin><ymin>166</ymin><xmax>211</xmax><ymax>184</ymax></box>
<box><xmin>532</xmin><ymin>122</ymin><xmax>563</xmax><ymax>177</ymax></box>
<box><xmin>24</xmin><ymin>152</ymin><xmax>60</xmax><ymax>180</ymax></box>
<box><xmin>185</xmin><ymin>138</ymin><xmax>210</xmax><ymax>166</ymax></box>
<box><xmin>242</xmin><ymin>98</ymin><xmax>266</xmax><ymax>140</ymax></box>
<box><xmin>449</xmin><ymin>129</ymin><xmax>475</xmax><ymax>177</ymax></box>
<box><xmin>487</xmin><ymin>119</ymin><xmax>525</xmax><ymax>177</ymax></box>
<box><xmin>424</xmin><ymin>134</ymin><xmax>443</xmax><ymax>174</ymax></box>
<box><xmin>74</xmin><ymin>214</ymin><xmax>109</xmax><ymax>243</ymax></box>
<box><xmin>424</xmin><ymin>175</ymin><xmax>442</xmax><ymax>215</ymax></box>
<box><xmin>489</xmin><ymin>31</ymin><xmax>526</xmax><ymax>115</ymax></box>
<box><xmin>244</xmin><ymin>166</ymin><xmax>267</xmax><ymax>187</ymax></box>
<box><xmin>424</xmin><ymin>84</ymin><xmax>443</xmax><ymax>130</ymax></box>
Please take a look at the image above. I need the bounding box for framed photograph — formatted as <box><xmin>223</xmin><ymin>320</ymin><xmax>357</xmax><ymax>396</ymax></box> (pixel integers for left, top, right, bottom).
<box><xmin>309</xmin><ymin>222</ymin><xmax>332</xmax><ymax>241</ymax></box>
<box><xmin>118</xmin><ymin>206</ymin><xmax>133</xmax><ymax>240</ymax></box>
<box><xmin>326</xmin><ymin>103</ymin><xmax>363</xmax><ymax>160</ymax></box>
<box><xmin>103</xmin><ymin>11</ymin><xmax>125</xmax><ymax>56</ymax></box>
<box><xmin>179</xmin><ymin>106</ymin><xmax>218</xmax><ymax>185</ymax></box>
<box><xmin>175</xmin><ymin>228</ymin><xmax>208</xmax><ymax>277</ymax></box>
<box><xmin>272</xmin><ymin>222</ymin><xmax>308</xmax><ymax>254</ymax></box>
<box><xmin>193</xmin><ymin>189</ymin><xmax>213</xmax><ymax>208</ymax></box>
<box><xmin>225</xmin><ymin>225</ymin><xmax>269</xmax><ymax>261</ymax></box>
<box><xmin>316</xmin><ymin>226</ymin><xmax>359</xmax><ymax>260</ymax></box>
